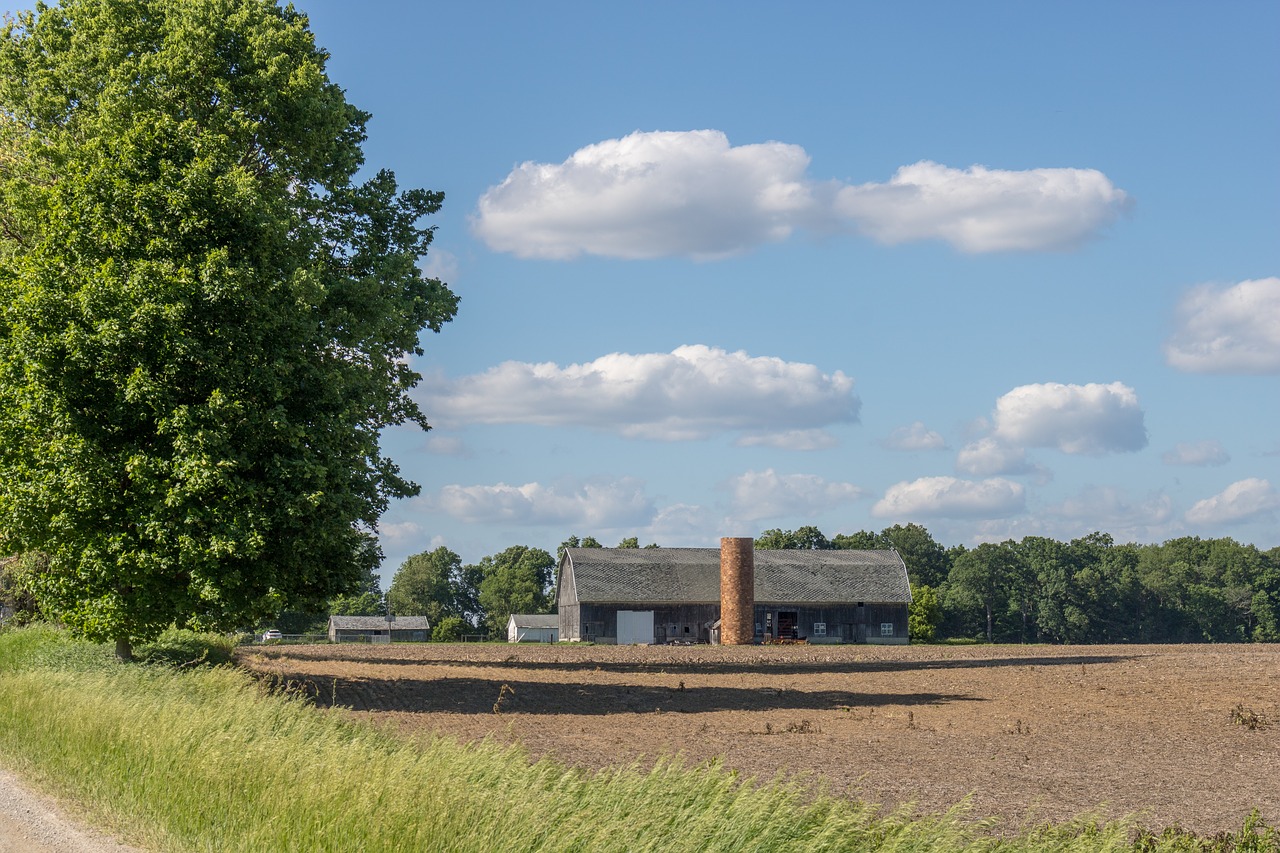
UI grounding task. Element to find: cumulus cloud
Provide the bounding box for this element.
[1165,278,1280,374]
[433,477,655,527]
[835,161,1129,253]
[955,437,1037,476]
[1162,440,1230,467]
[726,468,865,521]
[1185,479,1280,526]
[992,381,1147,454]
[473,130,819,260]
[472,130,1128,259]
[871,476,1025,519]
[420,345,859,442]
[882,421,947,451]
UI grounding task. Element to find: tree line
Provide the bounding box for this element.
[293,525,1279,644]
[756,524,1280,644]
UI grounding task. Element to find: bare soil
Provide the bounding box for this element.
[239,642,1280,835]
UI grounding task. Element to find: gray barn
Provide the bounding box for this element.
[556,545,911,645]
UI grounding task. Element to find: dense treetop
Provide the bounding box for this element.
[0,0,456,657]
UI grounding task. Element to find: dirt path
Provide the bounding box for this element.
[0,767,144,853]
[244,642,1280,835]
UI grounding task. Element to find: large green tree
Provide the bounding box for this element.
[387,546,464,625]
[475,546,555,639]
[0,0,457,659]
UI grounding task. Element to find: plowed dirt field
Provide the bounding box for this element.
[238,643,1279,835]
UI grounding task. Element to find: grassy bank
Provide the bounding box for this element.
[0,626,1273,852]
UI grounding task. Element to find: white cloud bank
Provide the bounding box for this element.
[473,130,1128,259]
[993,382,1147,454]
[1185,479,1280,526]
[726,469,865,521]
[872,476,1025,519]
[420,345,859,442]
[1165,278,1280,374]
[434,477,656,527]
[1162,440,1230,467]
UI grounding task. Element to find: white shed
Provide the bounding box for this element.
[506,614,559,643]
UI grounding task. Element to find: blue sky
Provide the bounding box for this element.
[297,1,1279,578]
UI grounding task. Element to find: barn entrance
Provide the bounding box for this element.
[776,611,798,640]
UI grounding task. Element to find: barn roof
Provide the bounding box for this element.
[508,614,559,628]
[328,615,431,630]
[560,548,911,605]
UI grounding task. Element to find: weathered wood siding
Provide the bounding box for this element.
[753,602,908,643]
[576,603,719,643]
[567,602,907,644]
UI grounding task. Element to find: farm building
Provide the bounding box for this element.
[327,615,431,643]
[556,539,911,645]
[507,614,560,643]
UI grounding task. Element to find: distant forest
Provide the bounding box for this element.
[755,524,1280,644]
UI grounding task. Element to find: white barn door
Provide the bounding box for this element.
[616,610,654,645]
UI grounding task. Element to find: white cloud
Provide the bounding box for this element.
[834,161,1130,252]
[433,477,655,527]
[992,381,1147,454]
[1162,440,1230,467]
[882,421,947,451]
[735,429,839,451]
[871,476,1025,519]
[1185,479,1280,526]
[725,468,865,521]
[1165,278,1280,374]
[955,437,1036,476]
[472,130,819,260]
[473,130,1128,259]
[420,345,859,442]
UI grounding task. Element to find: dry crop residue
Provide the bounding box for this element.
[239,643,1280,835]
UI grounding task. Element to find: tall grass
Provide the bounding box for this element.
[0,626,1272,852]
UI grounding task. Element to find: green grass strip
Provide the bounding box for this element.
[0,626,1273,852]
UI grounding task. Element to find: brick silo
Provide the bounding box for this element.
[719,537,755,645]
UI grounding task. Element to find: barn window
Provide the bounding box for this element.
[880,622,894,636]
[812,622,826,636]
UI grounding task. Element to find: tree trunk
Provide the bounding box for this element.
[985,602,993,643]
[114,637,133,662]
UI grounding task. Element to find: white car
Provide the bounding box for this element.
[261,629,282,642]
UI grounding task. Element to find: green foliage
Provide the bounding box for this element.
[908,584,942,643]
[558,534,602,562]
[327,592,384,617]
[136,627,235,666]
[476,546,555,639]
[388,546,464,624]
[0,553,43,623]
[756,526,830,550]
[0,0,457,656]
[431,615,466,643]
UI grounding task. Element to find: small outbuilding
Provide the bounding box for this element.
[506,614,560,643]
[327,615,431,643]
